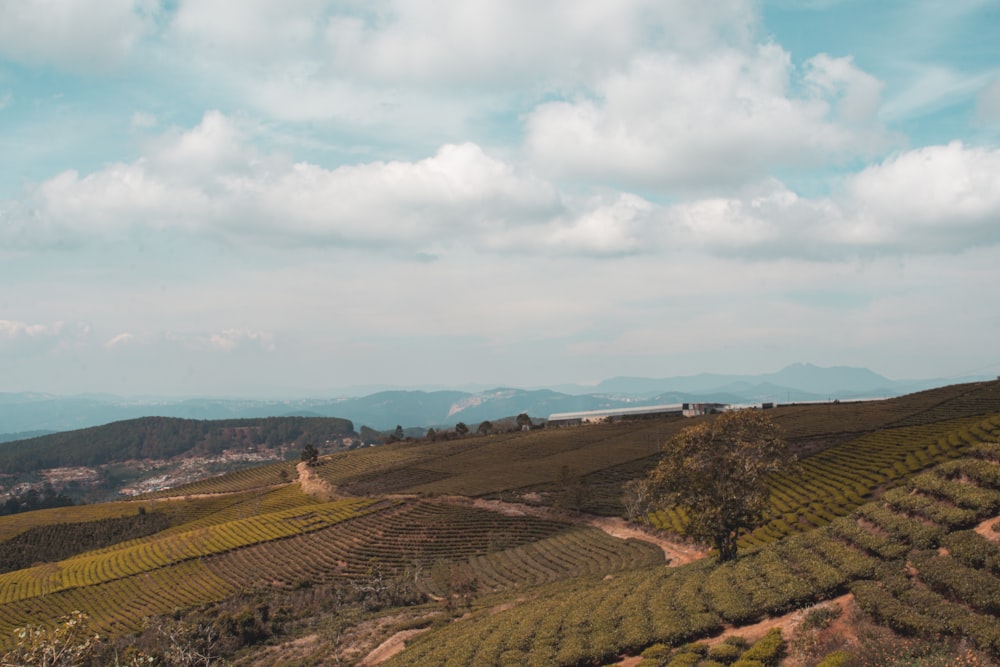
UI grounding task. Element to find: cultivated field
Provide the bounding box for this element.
[1,379,999,665]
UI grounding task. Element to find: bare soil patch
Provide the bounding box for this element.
[297,461,339,501]
[974,513,1000,542]
[358,628,429,666]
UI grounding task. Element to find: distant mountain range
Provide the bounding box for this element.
[0,363,990,435]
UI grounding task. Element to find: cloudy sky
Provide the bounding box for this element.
[1,0,999,397]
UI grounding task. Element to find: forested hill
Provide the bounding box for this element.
[0,416,355,473]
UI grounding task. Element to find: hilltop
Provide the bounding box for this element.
[0,379,999,665]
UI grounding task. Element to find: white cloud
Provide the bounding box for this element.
[170,0,756,85]
[0,0,153,72]
[837,141,1000,252]
[3,113,565,251]
[164,0,759,130]
[5,112,999,263]
[524,44,889,191]
[804,54,883,123]
[661,142,1000,259]
[203,329,276,353]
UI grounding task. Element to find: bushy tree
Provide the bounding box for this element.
[454,422,469,437]
[646,409,790,561]
[300,443,319,466]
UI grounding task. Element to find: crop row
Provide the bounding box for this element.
[647,415,999,546]
[139,460,297,498]
[0,501,147,544]
[197,500,642,592]
[0,497,379,605]
[0,558,236,642]
[384,523,878,666]
[417,526,664,597]
[386,443,1000,665]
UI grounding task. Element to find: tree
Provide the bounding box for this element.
[454,422,469,437]
[300,443,319,467]
[477,420,492,435]
[516,413,533,430]
[2,610,103,666]
[621,478,651,521]
[646,409,790,561]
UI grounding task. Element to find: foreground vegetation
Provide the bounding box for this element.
[0,380,998,665]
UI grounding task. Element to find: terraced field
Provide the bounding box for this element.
[385,440,1000,666]
[3,379,1000,664]
[649,414,1000,546]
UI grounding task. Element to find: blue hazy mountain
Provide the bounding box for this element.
[0,364,985,435]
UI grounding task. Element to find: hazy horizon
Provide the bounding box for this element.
[2,2,999,396]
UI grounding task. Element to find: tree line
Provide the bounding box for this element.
[0,416,355,474]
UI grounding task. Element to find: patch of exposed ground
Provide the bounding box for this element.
[297,461,339,501]
[240,633,321,666]
[974,513,1000,542]
[358,628,429,666]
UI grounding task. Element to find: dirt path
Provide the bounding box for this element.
[612,595,855,666]
[463,497,707,565]
[357,628,428,666]
[296,461,339,501]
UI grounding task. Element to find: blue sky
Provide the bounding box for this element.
[1,0,999,397]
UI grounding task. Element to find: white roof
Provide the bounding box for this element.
[548,403,685,421]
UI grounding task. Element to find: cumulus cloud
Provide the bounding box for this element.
[2,112,565,251]
[662,142,1000,259]
[4,112,998,262]
[837,141,1000,252]
[170,0,755,85]
[0,0,154,71]
[525,44,889,191]
[163,0,759,129]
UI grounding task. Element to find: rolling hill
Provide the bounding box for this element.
[1,379,999,665]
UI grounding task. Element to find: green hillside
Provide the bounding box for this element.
[1,380,999,665]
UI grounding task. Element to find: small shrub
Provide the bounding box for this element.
[740,628,784,666]
[801,604,842,631]
[641,643,672,660]
[707,642,742,663]
[815,649,851,667]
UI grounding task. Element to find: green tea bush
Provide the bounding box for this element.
[706,641,742,663]
[739,628,783,666]
[815,649,851,667]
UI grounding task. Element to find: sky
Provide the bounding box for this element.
[1,0,999,397]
